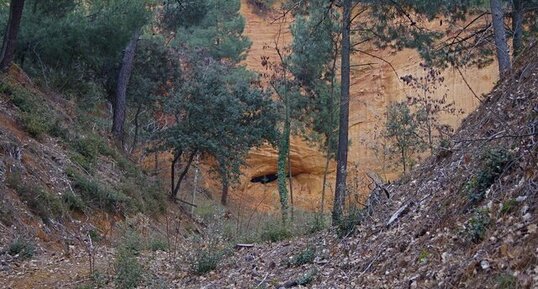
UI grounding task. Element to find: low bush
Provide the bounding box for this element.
[8,237,36,260]
[6,172,65,221]
[68,170,131,214]
[290,246,315,266]
[114,228,144,289]
[192,247,223,275]
[465,148,512,203]
[464,209,490,243]
[260,221,292,243]
[336,207,363,238]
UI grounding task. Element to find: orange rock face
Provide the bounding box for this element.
[228,0,499,213]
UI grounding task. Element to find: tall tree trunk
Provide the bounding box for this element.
[170,150,182,199]
[112,30,140,145]
[333,0,351,224]
[490,0,511,76]
[277,123,290,223]
[288,140,294,221]
[511,0,524,57]
[130,103,142,153]
[172,149,197,198]
[219,159,229,206]
[0,0,25,71]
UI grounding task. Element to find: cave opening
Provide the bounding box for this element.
[250,173,278,184]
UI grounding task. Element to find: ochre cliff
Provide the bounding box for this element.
[225,0,498,213]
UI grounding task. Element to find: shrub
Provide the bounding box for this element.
[466,148,512,203]
[496,273,518,289]
[148,236,168,252]
[62,190,86,212]
[115,248,143,289]
[500,198,518,215]
[336,207,363,238]
[290,247,315,266]
[21,112,53,138]
[8,237,36,260]
[6,173,65,221]
[297,269,317,286]
[305,213,327,235]
[260,221,292,242]
[115,228,143,289]
[192,248,222,275]
[464,209,490,243]
[68,170,131,213]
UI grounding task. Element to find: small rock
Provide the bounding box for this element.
[516,195,527,202]
[521,205,529,214]
[441,252,451,264]
[480,260,490,271]
[522,213,531,222]
[527,224,537,234]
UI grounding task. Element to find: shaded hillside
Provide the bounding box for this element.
[170,45,538,288]
[0,67,193,288]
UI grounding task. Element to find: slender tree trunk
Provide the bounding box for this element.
[192,154,199,214]
[220,172,229,206]
[172,149,197,198]
[130,104,142,153]
[490,0,511,76]
[288,141,294,221]
[512,0,524,57]
[321,37,339,215]
[112,30,140,145]
[0,0,25,71]
[170,150,182,199]
[219,160,229,206]
[333,0,351,224]
[277,123,290,223]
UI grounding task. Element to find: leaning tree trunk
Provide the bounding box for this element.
[112,30,140,145]
[332,0,351,224]
[511,0,524,57]
[490,0,511,76]
[0,0,25,71]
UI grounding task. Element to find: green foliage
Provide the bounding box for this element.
[14,0,151,92]
[4,84,57,139]
[417,249,430,264]
[297,269,317,286]
[305,213,327,234]
[69,132,119,172]
[8,237,36,260]
[500,199,518,215]
[68,170,132,214]
[114,228,143,289]
[260,221,292,243]
[290,246,316,266]
[496,273,518,289]
[6,173,65,222]
[385,101,424,173]
[62,190,87,212]
[336,207,363,238]
[247,0,275,13]
[148,236,168,252]
[464,209,490,243]
[465,148,512,203]
[172,0,251,62]
[192,248,223,275]
[159,52,277,195]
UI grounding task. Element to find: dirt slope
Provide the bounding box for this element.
[173,45,538,288]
